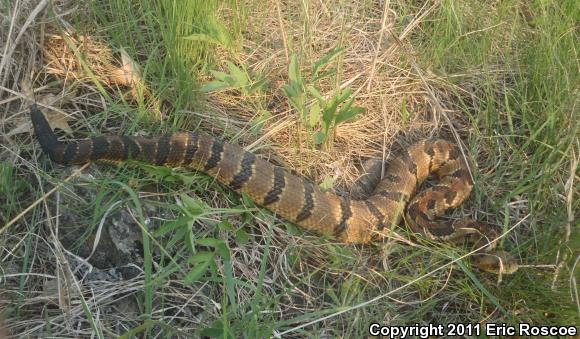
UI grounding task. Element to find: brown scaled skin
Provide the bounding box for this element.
[30,104,517,274]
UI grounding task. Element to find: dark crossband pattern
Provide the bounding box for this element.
[119,136,132,160]
[204,139,224,171]
[424,140,436,172]
[230,152,255,190]
[27,104,478,243]
[30,104,517,274]
[183,134,199,165]
[155,134,172,165]
[62,142,78,164]
[448,144,460,159]
[121,136,140,160]
[443,188,458,205]
[365,200,385,230]
[263,167,286,206]
[450,168,469,179]
[399,150,418,180]
[295,182,315,222]
[91,136,110,162]
[334,197,352,237]
[427,199,436,210]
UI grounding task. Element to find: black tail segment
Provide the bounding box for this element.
[30,104,67,164]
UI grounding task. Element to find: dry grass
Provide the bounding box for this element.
[1,0,577,337]
[213,1,455,188]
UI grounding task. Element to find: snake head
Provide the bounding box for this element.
[473,250,519,275]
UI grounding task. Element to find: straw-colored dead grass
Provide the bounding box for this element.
[210,1,451,192]
[4,0,572,337]
[0,1,465,336]
[36,1,449,191]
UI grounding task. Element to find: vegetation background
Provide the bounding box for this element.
[0,0,577,337]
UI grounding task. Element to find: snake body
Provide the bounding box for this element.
[31,105,517,274]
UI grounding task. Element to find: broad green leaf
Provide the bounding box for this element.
[241,192,256,208]
[322,99,340,127]
[309,102,321,127]
[208,19,232,47]
[210,70,230,82]
[314,131,326,145]
[217,219,234,232]
[166,225,188,251]
[200,320,228,338]
[306,85,324,102]
[337,88,352,104]
[251,109,271,135]
[216,243,231,260]
[288,55,303,87]
[312,47,344,75]
[335,106,365,124]
[188,251,215,264]
[284,222,301,236]
[287,90,306,112]
[226,61,248,87]
[197,237,231,260]
[154,216,191,237]
[284,77,307,113]
[178,173,196,186]
[187,247,218,284]
[235,228,250,245]
[196,237,223,247]
[185,261,212,283]
[200,80,230,93]
[320,175,334,190]
[248,78,267,94]
[338,96,355,117]
[311,68,337,83]
[180,194,205,216]
[282,82,299,98]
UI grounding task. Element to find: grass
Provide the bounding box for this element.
[1,0,578,337]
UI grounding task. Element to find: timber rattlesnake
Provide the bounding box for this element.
[30,104,517,274]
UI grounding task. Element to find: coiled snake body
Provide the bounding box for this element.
[31,105,517,274]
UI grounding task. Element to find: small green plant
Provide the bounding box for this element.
[310,86,365,145]
[153,194,241,285]
[282,48,365,145]
[283,55,307,119]
[201,61,267,96]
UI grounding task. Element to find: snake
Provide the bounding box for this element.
[30,104,517,274]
